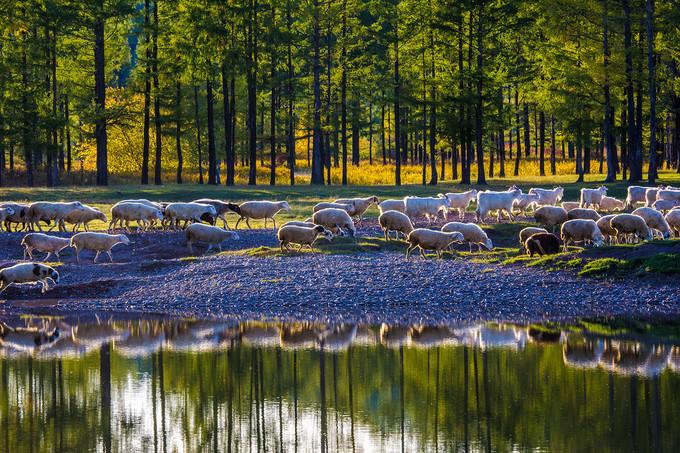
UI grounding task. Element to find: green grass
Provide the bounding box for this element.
[578,258,634,277]
[237,236,409,258]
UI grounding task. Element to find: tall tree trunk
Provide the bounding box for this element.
[94,3,108,186]
[21,28,34,186]
[603,0,616,182]
[429,11,437,186]
[523,103,530,159]
[50,28,59,185]
[286,0,295,185]
[550,114,556,175]
[141,0,151,184]
[270,1,277,186]
[340,0,348,185]
[646,0,657,183]
[193,84,204,184]
[394,2,401,186]
[351,104,359,166]
[623,0,641,182]
[475,5,486,185]
[206,67,217,184]
[381,99,386,165]
[539,111,545,176]
[247,0,258,185]
[498,88,505,177]
[222,64,233,185]
[311,0,324,184]
[513,89,521,176]
[65,94,72,173]
[576,125,584,182]
[153,0,162,185]
[369,102,373,165]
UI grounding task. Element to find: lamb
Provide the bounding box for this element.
[313,202,357,216]
[192,199,242,229]
[378,199,406,215]
[645,188,662,207]
[0,206,15,232]
[625,186,652,209]
[665,210,680,237]
[185,223,240,254]
[579,186,607,209]
[109,202,163,233]
[277,225,334,252]
[475,188,522,223]
[632,207,672,239]
[441,222,493,252]
[312,208,356,237]
[0,262,60,293]
[610,214,653,244]
[524,233,560,257]
[534,206,568,232]
[560,219,605,251]
[598,196,625,212]
[528,186,564,206]
[404,196,450,224]
[70,232,131,263]
[164,202,218,231]
[21,233,71,261]
[333,196,379,221]
[279,220,318,229]
[567,208,601,222]
[512,193,540,217]
[235,201,291,229]
[656,188,680,204]
[0,203,29,232]
[28,201,86,232]
[378,210,414,240]
[439,190,478,221]
[518,227,548,251]
[405,228,464,259]
[596,215,618,244]
[64,205,107,232]
[652,199,677,213]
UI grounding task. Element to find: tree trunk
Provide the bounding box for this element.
[369,102,373,165]
[175,81,183,183]
[646,0,657,183]
[539,111,545,176]
[270,2,277,186]
[475,5,486,185]
[206,68,217,184]
[576,125,584,182]
[65,94,72,173]
[550,114,556,175]
[153,0,162,185]
[21,28,34,187]
[311,0,324,184]
[623,0,641,182]
[247,0,258,185]
[94,4,108,186]
[341,0,348,185]
[141,0,151,184]
[458,15,468,184]
[394,2,401,186]
[603,0,616,182]
[222,64,233,185]
[523,103,530,159]
[286,0,294,185]
[514,89,520,176]
[381,99,386,165]
[429,15,437,186]
[351,105,359,166]
[193,84,204,184]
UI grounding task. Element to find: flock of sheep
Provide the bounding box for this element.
[0,183,679,294]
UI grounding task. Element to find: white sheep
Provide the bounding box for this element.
[164,202,218,231]
[512,193,540,217]
[404,196,450,224]
[567,208,601,222]
[333,196,379,221]
[313,202,357,216]
[645,188,662,207]
[378,199,406,215]
[475,188,522,223]
[64,205,107,232]
[0,206,16,232]
[439,190,478,221]
[28,201,86,232]
[579,186,607,209]
[518,227,548,251]
[378,210,414,240]
[632,207,672,239]
[0,262,60,293]
[0,203,30,232]
[193,199,242,229]
[534,206,569,232]
[560,201,580,212]
[610,214,653,244]
[598,196,625,212]
[528,186,564,206]
[560,219,604,251]
[110,202,164,233]
[70,232,131,263]
[277,225,334,252]
[665,210,680,237]
[625,186,652,209]
[312,208,357,237]
[236,201,291,229]
[441,222,493,252]
[656,188,680,204]
[280,220,318,229]
[21,233,71,261]
[652,199,677,213]
[185,223,240,254]
[596,215,618,245]
[406,228,464,259]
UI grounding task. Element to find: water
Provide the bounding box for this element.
[0,317,679,452]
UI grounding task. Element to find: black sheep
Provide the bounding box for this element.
[524,232,560,257]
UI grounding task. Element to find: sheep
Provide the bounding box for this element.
[21,233,71,261]
[280,220,318,229]
[665,210,680,237]
[405,228,464,259]
[0,322,62,350]
[560,219,605,251]
[404,196,450,224]
[475,188,522,223]
[312,208,357,237]
[534,206,569,232]
[378,210,414,240]
[70,232,131,263]
[646,188,662,207]
[313,202,357,216]
[579,186,607,209]
[164,202,218,231]
[518,227,548,251]
[113,199,164,210]
[656,188,680,204]
[632,207,672,239]
[277,225,334,252]
[0,202,30,232]
[109,202,163,233]
[185,223,240,254]
[441,222,493,252]
[236,201,291,229]
[512,193,540,217]
[625,186,653,209]
[378,199,406,215]
[63,205,107,232]
[524,232,560,257]
[28,201,86,232]
[528,186,564,206]
[598,196,625,212]
[0,262,60,293]
[439,190,478,221]
[0,206,15,232]
[652,199,677,213]
[333,196,379,221]
[567,208,601,222]
[596,215,618,244]
[192,199,242,229]
[610,214,653,244]
[560,201,580,212]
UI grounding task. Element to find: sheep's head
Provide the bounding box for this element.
[3,207,15,216]
[662,231,671,240]
[592,233,604,247]
[484,238,494,251]
[226,203,242,215]
[227,231,240,241]
[96,211,107,222]
[206,205,218,216]
[48,267,60,284]
[598,185,608,194]
[368,196,379,205]
[154,210,164,220]
[280,201,291,212]
[200,213,216,225]
[314,226,334,241]
[117,235,131,246]
[446,232,465,243]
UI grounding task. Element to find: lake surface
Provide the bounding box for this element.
[0,316,679,452]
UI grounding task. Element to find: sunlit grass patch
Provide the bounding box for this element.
[641,253,680,275]
[578,258,634,277]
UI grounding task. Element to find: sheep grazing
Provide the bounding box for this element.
[378,199,406,215]
[652,199,677,213]
[665,210,680,237]
[645,188,662,207]
[475,188,522,223]
[524,233,560,257]
[656,188,680,204]
[110,202,164,233]
[64,205,107,232]
[333,196,379,221]
[560,201,580,212]
[0,262,60,293]
[28,201,86,232]
[236,201,291,229]
[313,202,357,216]
[0,206,16,232]
[625,186,653,209]
[192,199,242,229]
[560,219,605,251]
[534,206,568,232]
[405,228,464,259]
[512,193,540,217]
[0,202,30,232]
[579,186,607,209]
[596,215,618,245]
[70,232,131,263]
[378,210,414,240]
[280,220,317,229]
[598,196,625,212]
[164,202,218,231]
[518,227,548,251]
[632,207,672,239]
[404,196,450,224]
[21,233,71,261]
[610,214,653,244]
[312,208,356,237]
[441,222,493,252]
[185,223,240,254]
[567,208,601,222]
[277,225,333,252]
[439,190,478,221]
[528,186,564,206]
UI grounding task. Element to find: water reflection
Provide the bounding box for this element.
[0,317,679,452]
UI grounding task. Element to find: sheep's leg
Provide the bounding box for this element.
[41,280,48,293]
[220,215,230,230]
[279,242,285,253]
[43,252,52,262]
[75,248,81,263]
[383,230,389,241]
[405,244,415,259]
[469,243,473,253]
[420,248,427,259]
[106,251,114,262]
[235,217,242,229]
[297,244,304,252]
[246,218,252,229]
[272,218,277,229]
[94,251,101,263]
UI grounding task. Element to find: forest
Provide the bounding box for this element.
[0,0,678,187]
